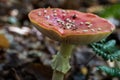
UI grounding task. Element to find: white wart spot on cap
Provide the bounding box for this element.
[62,10,65,13]
[87,24,92,28]
[44,10,47,14]
[80,22,84,25]
[38,11,41,16]
[53,13,57,16]
[65,23,72,29]
[91,29,95,32]
[45,15,50,19]
[85,22,91,25]
[98,28,102,31]
[110,27,114,31]
[57,19,61,23]
[66,18,72,23]
[53,10,57,13]
[83,30,88,32]
[62,13,66,17]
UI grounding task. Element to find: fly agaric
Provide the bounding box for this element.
[28,8,115,80]
[28,8,115,45]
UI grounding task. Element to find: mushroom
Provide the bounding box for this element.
[28,8,115,80]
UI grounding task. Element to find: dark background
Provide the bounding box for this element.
[0,0,120,80]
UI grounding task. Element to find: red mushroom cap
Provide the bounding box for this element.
[28,8,115,44]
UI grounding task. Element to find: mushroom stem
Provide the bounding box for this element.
[52,71,64,80]
[52,43,74,80]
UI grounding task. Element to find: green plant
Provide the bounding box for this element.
[90,39,120,77]
[98,4,120,18]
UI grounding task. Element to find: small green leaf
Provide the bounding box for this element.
[98,66,120,77]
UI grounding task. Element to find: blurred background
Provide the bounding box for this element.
[0,0,120,80]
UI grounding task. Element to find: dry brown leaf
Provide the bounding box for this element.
[0,34,9,48]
